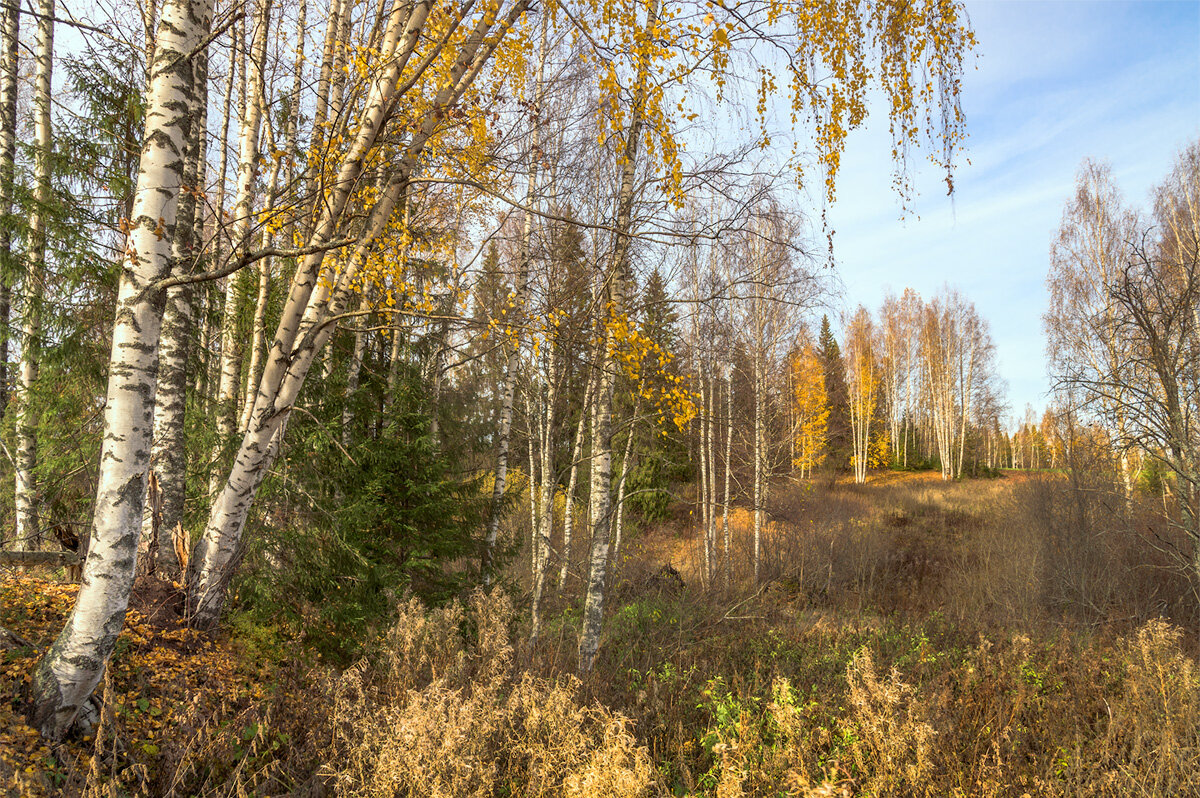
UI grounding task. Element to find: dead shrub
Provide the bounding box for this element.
[325,589,653,797]
[1060,620,1200,796]
[842,649,935,795]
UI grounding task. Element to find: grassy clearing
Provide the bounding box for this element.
[3,471,1198,796]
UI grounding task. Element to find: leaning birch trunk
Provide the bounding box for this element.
[211,0,270,492]
[578,11,651,670]
[13,0,54,551]
[187,0,528,626]
[0,0,17,419]
[29,0,212,738]
[143,46,208,574]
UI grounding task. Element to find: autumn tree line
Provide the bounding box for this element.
[0,0,978,738]
[1043,144,1200,594]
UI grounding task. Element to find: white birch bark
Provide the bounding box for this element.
[558,364,594,591]
[30,0,212,737]
[0,0,17,421]
[579,1,653,669]
[700,369,710,583]
[13,0,54,551]
[531,320,558,641]
[200,39,237,420]
[144,45,209,574]
[212,0,270,489]
[696,361,710,581]
[612,390,640,566]
[753,337,764,581]
[238,146,282,434]
[722,368,733,586]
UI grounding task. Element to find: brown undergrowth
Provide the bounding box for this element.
[3,471,1199,796]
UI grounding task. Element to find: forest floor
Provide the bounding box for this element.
[3,470,1199,796]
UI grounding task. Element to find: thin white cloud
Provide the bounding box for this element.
[821,0,1200,418]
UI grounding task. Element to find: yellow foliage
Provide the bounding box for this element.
[790,341,828,475]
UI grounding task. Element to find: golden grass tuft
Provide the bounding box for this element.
[325,589,653,797]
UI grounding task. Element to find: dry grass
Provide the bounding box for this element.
[5,470,1200,797]
[324,591,653,798]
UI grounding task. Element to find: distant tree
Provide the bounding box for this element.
[790,329,827,479]
[844,306,877,484]
[818,315,850,472]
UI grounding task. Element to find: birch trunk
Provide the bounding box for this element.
[14,0,54,551]
[579,0,652,670]
[558,365,594,591]
[144,46,209,574]
[700,369,710,583]
[211,0,270,490]
[530,342,558,641]
[0,0,17,420]
[239,148,282,434]
[612,391,640,565]
[753,342,764,581]
[526,388,540,575]
[201,37,237,427]
[722,369,733,587]
[696,367,710,582]
[30,0,212,738]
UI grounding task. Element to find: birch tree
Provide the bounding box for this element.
[188,0,534,626]
[0,0,17,422]
[30,0,214,738]
[844,306,877,484]
[13,0,55,551]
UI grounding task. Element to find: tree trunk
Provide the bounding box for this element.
[211,0,270,491]
[612,388,641,566]
[143,46,208,574]
[722,369,733,587]
[559,364,594,591]
[29,0,212,738]
[696,366,710,582]
[530,349,557,642]
[0,0,17,422]
[753,342,764,581]
[483,15,548,579]
[13,0,55,551]
[578,1,652,670]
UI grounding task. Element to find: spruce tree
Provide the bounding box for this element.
[818,315,851,471]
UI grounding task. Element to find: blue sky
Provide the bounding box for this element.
[823,0,1200,421]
